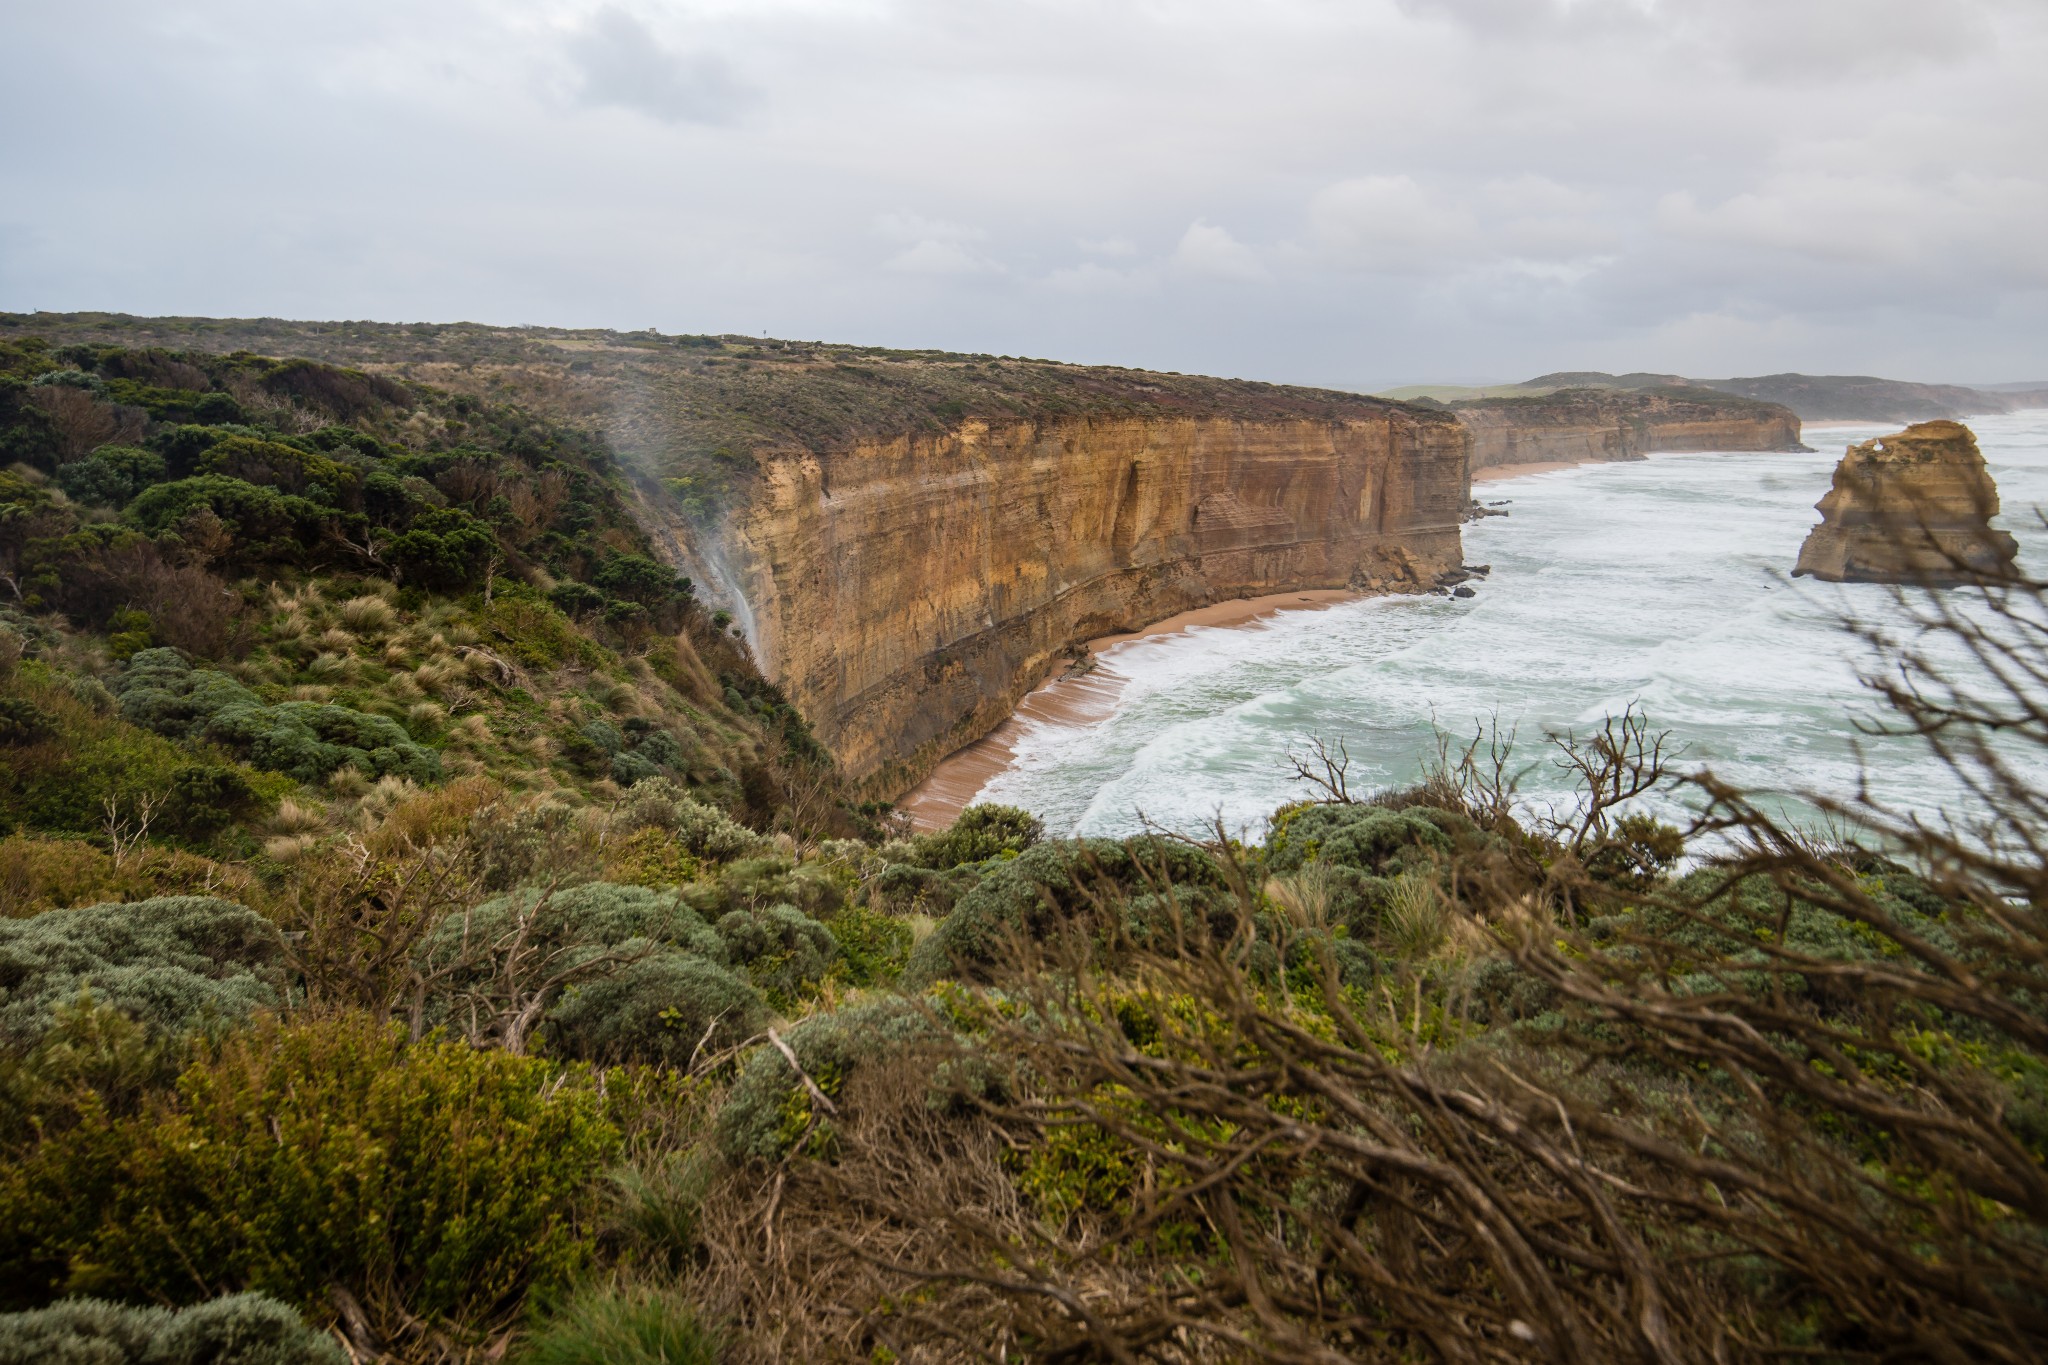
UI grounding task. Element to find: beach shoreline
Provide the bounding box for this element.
[896,588,1377,830]
[899,454,1621,832]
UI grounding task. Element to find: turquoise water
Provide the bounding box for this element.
[973,410,2048,839]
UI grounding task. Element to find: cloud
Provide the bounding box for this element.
[1658,173,2048,284]
[3,0,2046,387]
[567,5,750,126]
[1307,176,1478,273]
[1171,222,1267,281]
[885,238,999,275]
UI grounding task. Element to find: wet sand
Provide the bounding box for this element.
[897,589,1366,830]
[1473,458,1601,483]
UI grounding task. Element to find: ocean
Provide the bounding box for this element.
[967,410,2048,841]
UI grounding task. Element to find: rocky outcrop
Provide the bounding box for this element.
[719,408,1467,793]
[1454,387,1807,475]
[1793,421,2017,585]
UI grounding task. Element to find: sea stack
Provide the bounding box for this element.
[1792,420,2018,585]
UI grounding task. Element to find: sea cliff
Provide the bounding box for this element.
[1454,387,1806,474]
[720,408,1467,793]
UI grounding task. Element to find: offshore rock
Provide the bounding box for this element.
[1792,421,2017,585]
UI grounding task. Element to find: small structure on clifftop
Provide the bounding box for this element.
[1792,420,2018,586]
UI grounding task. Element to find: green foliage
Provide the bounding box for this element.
[123,476,337,568]
[609,779,765,863]
[418,882,768,1064]
[0,896,281,1051]
[891,802,1043,871]
[714,903,837,1004]
[715,998,943,1163]
[381,506,496,590]
[826,904,915,988]
[0,669,273,842]
[115,649,440,786]
[53,446,165,509]
[0,1292,343,1365]
[548,953,766,1066]
[514,1285,720,1365]
[0,1016,616,1334]
[903,836,1230,987]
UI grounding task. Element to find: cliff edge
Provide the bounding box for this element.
[1793,420,2017,585]
[1452,386,1807,475]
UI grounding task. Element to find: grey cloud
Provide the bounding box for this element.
[567,5,750,126]
[0,0,2044,388]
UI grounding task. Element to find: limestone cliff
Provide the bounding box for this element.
[723,408,1467,793]
[1453,387,1807,474]
[1793,420,2017,585]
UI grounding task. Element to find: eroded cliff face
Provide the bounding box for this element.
[1455,388,1806,473]
[718,410,1466,793]
[1793,420,2017,585]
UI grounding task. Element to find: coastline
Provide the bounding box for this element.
[897,588,1371,830]
[1471,458,1591,483]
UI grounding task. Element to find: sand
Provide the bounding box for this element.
[1471,459,1592,483]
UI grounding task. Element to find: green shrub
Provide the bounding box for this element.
[115,649,439,786]
[0,671,273,841]
[896,802,1043,870]
[546,953,766,1065]
[903,837,1229,987]
[53,445,168,509]
[715,998,943,1163]
[714,903,836,1004]
[0,896,281,1050]
[608,779,763,863]
[0,1292,342,1365]
[515,1285,719,1365]
[826,904,915,987]
[0,1016,616,1337]
[123,476,335,568]
[416,882,765,1063]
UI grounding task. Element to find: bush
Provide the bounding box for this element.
[0,1292,342,1365]
[53,446,166,509]
[115,649,440,786]
[515,1285,719,1365]
[546,954,766,1066]
[416,882,766,1063]
[897,803,1043,870]
[0,836,259,920]
[0,896,281,1050]
[903,837,1229,987]
[714,903,836,1003]
[0,1016,616,1340]
[715,998,944,1163]
[607,780,763,863]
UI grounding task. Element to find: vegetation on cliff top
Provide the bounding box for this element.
[1,313,1457,526]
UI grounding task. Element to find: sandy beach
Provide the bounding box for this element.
[897,588,1370,830]
[1471,459,1587,483]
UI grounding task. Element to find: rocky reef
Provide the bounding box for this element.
[1793,420,2017,585]
[1452,387,1806,475]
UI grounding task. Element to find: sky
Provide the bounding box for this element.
[3,0,2045,390]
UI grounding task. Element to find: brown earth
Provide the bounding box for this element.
[1793,420,2018,586]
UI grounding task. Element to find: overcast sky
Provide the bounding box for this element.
[4,0,2045,388]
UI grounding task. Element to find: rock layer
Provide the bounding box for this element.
[720,409,1467,794]
[1455,388,1807,474]
[1793,420,2017,585]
